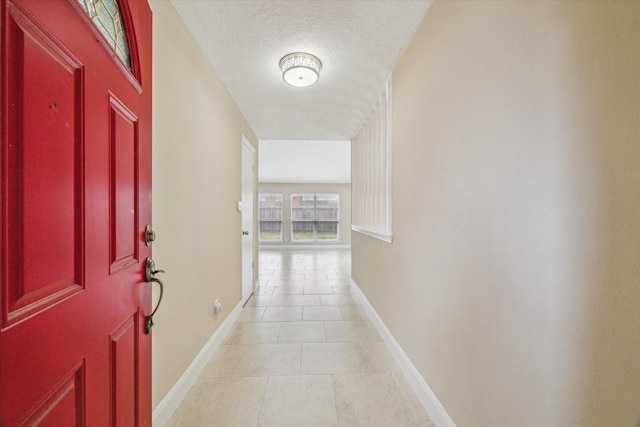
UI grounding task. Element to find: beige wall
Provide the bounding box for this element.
[150,1,258,409]
[259,183,351,246]
[352,1,640,426]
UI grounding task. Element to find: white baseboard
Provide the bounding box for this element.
[259,244,351,250]
[351,279,457,427]
[152,301,243,426]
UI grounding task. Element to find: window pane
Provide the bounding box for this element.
[292,221,314,241]
[259,193,282,241]
[316,221,338,240]
[315,194,338,221]
[292,194,314,222]
[315,194,338,240]
[292,194,314,241]
[291,193,339,242]
[259,221,282,241]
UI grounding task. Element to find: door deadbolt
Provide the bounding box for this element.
[145,224,156,246]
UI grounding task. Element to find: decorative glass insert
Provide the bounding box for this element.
[77,0,131,68]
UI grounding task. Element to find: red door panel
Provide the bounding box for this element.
[110,316,137,427]
[1,0,153,425]
[110,94,139,274]
[4,0,84,326]
[16,363,85,427]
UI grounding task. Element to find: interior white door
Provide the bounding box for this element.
[241,137,255,305]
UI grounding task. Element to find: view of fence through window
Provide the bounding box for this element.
[292,194,339,241]
[259,194,283,241]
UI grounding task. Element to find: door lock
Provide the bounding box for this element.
[145,225,156,247]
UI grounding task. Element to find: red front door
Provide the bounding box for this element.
[1,0,153,425]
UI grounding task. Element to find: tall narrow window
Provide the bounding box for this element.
[77,0,131,68]
[259,193,283,241]
[292,194,339,241]
[351,77,392,243]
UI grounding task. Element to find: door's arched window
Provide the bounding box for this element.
[77,0,131,68]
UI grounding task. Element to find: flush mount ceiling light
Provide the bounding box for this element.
[279,52,322,87]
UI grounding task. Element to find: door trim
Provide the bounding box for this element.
[241,136,256,305]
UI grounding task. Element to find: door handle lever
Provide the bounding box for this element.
[242,230,249,236]
[145,258,165,334]
[145,258,165,281]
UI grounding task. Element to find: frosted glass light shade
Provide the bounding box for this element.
[280,52,322,87]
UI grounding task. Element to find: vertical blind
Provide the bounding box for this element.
[351,78,392,243]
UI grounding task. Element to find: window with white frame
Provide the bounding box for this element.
[351,77,392,243]
[291,194,339,241]
[259,193,283,241]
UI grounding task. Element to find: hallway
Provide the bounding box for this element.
[166,248,434,426]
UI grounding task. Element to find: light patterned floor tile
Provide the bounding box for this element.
[223,322,281,344]
[237,306,266,323]
[278,321,326,343]
[258,375,338,427]
[168,249,433,427]
[262,306,303,322]
[339,304,370,320]
[303,306,343,321]
[301,342,395,375]
[320,294,362,306]
[257,286,275,295]
[273,285,304,295]
[247,294,321,307]
[332,285,355,294]
[202,343,301,377]
[166,377,267,427]
[304,285,335,295]
[333,373,435,427]
[325,320,381,342]
[264,279,292,286]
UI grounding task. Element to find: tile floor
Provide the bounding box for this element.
[167,248,434,427]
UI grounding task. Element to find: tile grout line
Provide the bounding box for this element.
[255,376,270,427]
[298,341,303,377]
[331,374,342,427]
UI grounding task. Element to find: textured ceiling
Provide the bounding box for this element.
[169,0,432,140]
